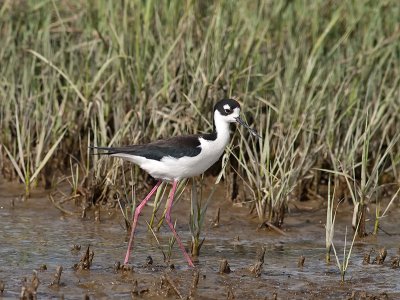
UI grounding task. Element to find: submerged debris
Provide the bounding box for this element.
[391,256,400,269]
[161,274,183,299]
[73,245,94,270]
[363,248,387,265]
[114,261,132,273]
[20,271,40,300]
[363,250,372,265]
[211,207,220,227]
[94,205,101,222]
[348,291,389,300]
[258,221,287,235]
[81,203,89,219]
[50,266,63,286]
[48,193,77,216]
[114,261,121,272]
[48,175,116,219]
[131,280,149,297]
[189,269,200,299]
[249,246,266,277]
[373,248,387,265]
[219,259,231,274]
[226,285,235,300]
[297,255,305,267]
[71,244,82,253]
[145,256,153,266]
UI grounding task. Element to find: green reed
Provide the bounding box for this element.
[0,1,398,237]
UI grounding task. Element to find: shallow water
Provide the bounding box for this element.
[0,181,399,299]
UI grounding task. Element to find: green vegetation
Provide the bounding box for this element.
[332,223,360,282]
[0,1,399,243]
[189,178,214,257]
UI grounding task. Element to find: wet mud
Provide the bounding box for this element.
[1,181,400,299]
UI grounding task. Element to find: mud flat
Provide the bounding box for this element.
[0,182,399,299]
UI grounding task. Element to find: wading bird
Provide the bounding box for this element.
[92,99,260,267]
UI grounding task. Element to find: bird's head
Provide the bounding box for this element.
[213,99,261,138]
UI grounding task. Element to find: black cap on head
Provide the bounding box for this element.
[213,98,261,139]
[214,99,241,116]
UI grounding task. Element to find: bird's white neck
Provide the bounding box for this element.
[213,111,231,146]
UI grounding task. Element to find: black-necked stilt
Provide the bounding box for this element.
[92,99,260,267]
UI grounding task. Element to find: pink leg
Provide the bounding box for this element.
[124,180,162,264]
[165,180,195,267]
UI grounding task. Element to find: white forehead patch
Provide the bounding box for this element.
[223,104,231,110]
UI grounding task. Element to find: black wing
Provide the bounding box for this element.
[90,135,203,161]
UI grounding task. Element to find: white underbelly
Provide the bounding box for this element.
[112,135,229,181]
[113,147,226,181]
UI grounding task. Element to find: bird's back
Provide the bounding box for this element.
[92,133,226,181]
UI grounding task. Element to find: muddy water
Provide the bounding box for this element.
[0,182,399,299]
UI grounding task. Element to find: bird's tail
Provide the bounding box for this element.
[88,145,114,155]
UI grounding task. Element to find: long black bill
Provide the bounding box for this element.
[235,117,262,139]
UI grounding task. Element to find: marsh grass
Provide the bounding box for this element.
[332,223,360,282]
[325,177,338,264]
[189,177,215,257]
[0,1,399,238]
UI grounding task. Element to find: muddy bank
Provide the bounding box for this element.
[0,182,399,299]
